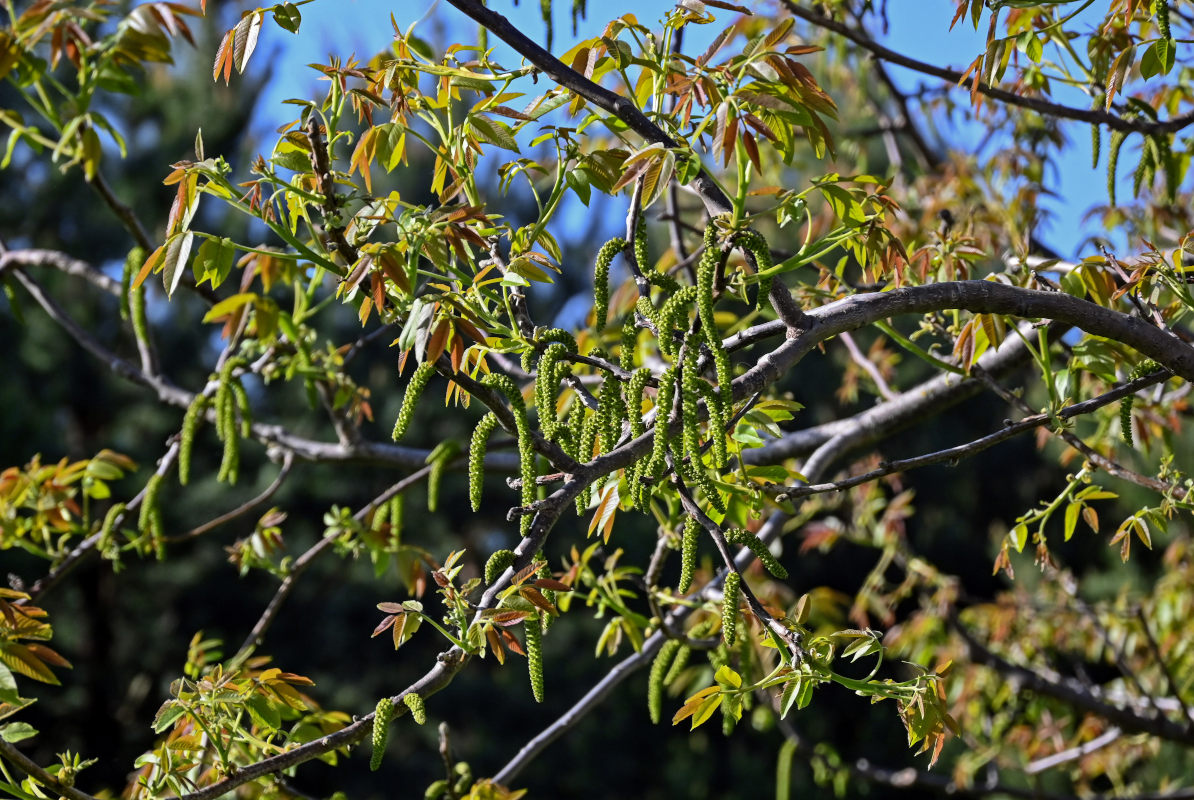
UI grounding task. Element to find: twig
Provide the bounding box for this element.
[232,463,434,662]
[671,474,803,662]
[776,369,1171,501]
[1025,726,1122,775]
[781,1,1194,136]
[1136,607,1194,735]
[839,331,897,400]
[0,738,103,800]
[168,452,295,543]
[952,615,1194,745]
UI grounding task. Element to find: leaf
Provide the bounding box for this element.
[132,244,166,291]
[202,293,257,323]
[0,643,59,684]
[1009,522,1028,553]
[272,2,302,33]
[232,11,264,75]
[714,665,741,689]
[213,28,234,83]
[1064,501,1080,541]
[1105,46,1134,110]
[162,232,195,297]
[0,722,36,743]
[152,700,187,733]
[468,114,520,153]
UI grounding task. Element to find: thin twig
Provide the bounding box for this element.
[782,1,1194,136]
[168,452,295,543]
[232,463,434,662]
[777,369,1171,501]
[839,330,897,400]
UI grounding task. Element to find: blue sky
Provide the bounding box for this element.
[253,0,1121,258]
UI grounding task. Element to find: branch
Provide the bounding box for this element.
[1025,725,1122,775]
[781,2,1194,136]
[953,617,1194,745]
[444,0,732,216]
[731,282,1194,423]
[0,249,122,296]
[0,738,103,800]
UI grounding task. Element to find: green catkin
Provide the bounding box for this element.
[648,638,682,724]
[540,0,553,52]
[214,382,231,441]
[627,368,651,441]
[707,642,729,672]
[648,368,679,479]
[597,376,625,453]
[469,413,500,511]
[427,455,447,512]
[372,498,390,531]
[521,345,538,375]
[1107,129,1127,207]
[658,286,698,357]
[722,571,741,647]
[538,328,578,352]
[120,248,142,321]
[1155,0,1171,39]
[215,384,239,484]
[99,502,127,550]
[1120,394,1135,448]
[634,217,649,274]
[1133,142,1155,199]
[230,380,252,438]
[722,703,735,736]
[485,549,516,584]
[565,396,586,458]
[1121,360,1162,447]
[482,374,535,535]
[130,281,150,352]
[664,642,692,685]
[695,380,728,469]
[696,226,720,344]
[711,346,733,422]
[403,692,427,725]
[647,269,682,294]
[139,473,165,559]
[535,342,569,440]
[178,395,207,486]
[389,494,404,540]
[681,344,701,461]
[776,737,798,800]
[725,528,788,579]
[695,226,734,419]
[620,316,637,371]
[1155,134,1178,204]
[635,295,659,327]
[576,409,600,513]
[370,697,393,771]
[739,229,775,310]
[679,517,700,593]
[525,619,545,702]
[593,237,625,329]
[682,445,727,515]
[392,362,437,441]
[534,550,556,632]
[571,0,585,35]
